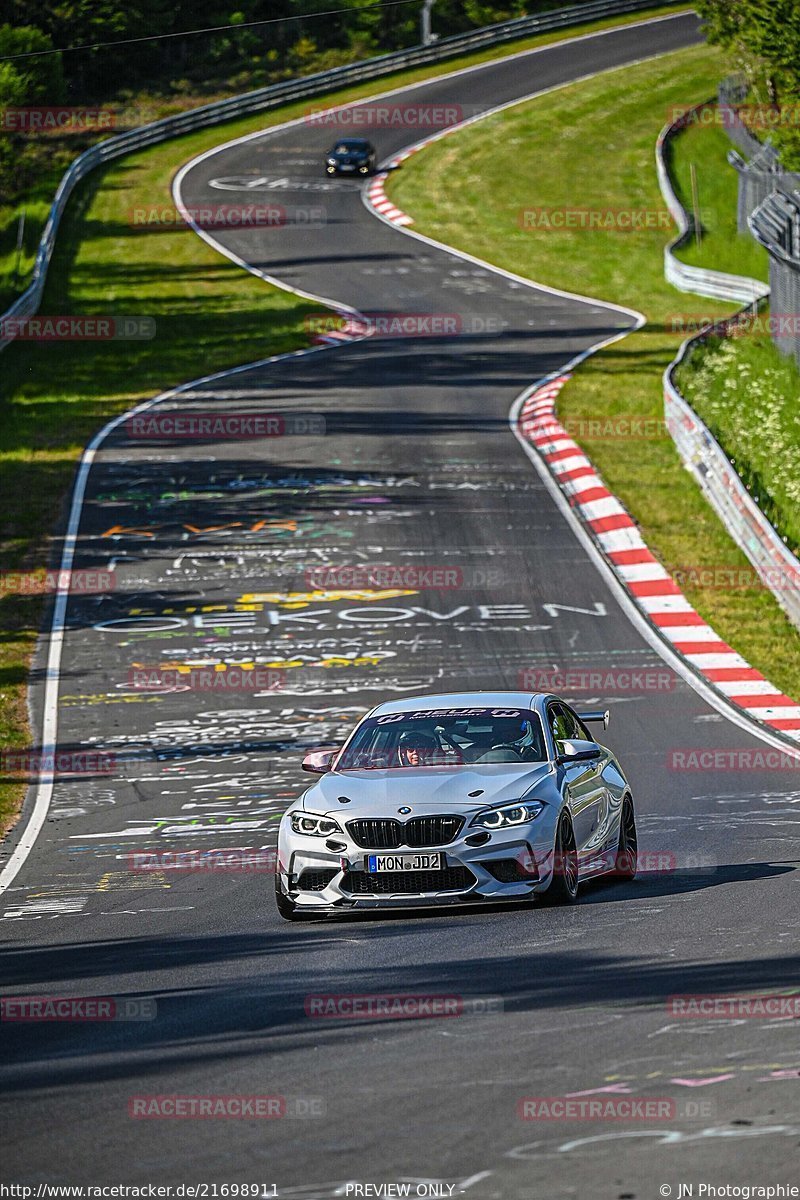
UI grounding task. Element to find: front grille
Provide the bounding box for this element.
[346,816,464,849]
[341,866,476,895]
[297,868,338,892]
[482,858,538,883]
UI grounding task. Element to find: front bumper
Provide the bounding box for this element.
[277,819,557,912]
[327,162,370,173]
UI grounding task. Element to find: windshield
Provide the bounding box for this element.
[337,706,546,770]
[334,141,367,154]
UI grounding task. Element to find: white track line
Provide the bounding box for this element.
[0,339,361,897]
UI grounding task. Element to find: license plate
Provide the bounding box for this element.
[340,164,355,171]
[366,853,443,872]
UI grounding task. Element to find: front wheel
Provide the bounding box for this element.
[539,812,579,905]
[274,873,299,921]
[615,796,638,880]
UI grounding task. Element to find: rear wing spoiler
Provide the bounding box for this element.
[577,709,610,730]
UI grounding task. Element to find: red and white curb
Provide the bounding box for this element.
[366,168,414,227]
[518,375,800,742]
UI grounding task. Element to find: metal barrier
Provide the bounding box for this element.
[655,102,769,305]
[660,99,800,634]
[664,331,800,633]
[0,0,687,352]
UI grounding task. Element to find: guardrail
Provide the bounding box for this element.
[658,102,800,634]
[0,0,687,353]
[655,102,770,304]
[664,332,800,633]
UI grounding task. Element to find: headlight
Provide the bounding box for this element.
[326,158,337,165]
[470,801,544,829]
[290,812,342,837]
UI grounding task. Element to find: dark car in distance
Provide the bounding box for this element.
[325,138,377,176]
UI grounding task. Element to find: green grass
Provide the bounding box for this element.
[667,112,800,570]
[0,135,104,310]
[0,3,685,312]
[667,111,769,281]
[0,200,47,311]
[0,4,690,837]
[386,42,800,701]
[676,331,800,554]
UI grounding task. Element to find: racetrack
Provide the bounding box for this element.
[3,11,800,1196]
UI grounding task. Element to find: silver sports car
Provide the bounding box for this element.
[275,691,637,919]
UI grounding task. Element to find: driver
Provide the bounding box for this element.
[397,730,438,767]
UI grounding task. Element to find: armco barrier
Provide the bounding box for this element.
[655,101,770,305]
[0,0,687,353]
[658,105,800,634]
[664,341,800,633]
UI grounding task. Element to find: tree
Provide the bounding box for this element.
[0,24,64,102]
[696,0,800,167]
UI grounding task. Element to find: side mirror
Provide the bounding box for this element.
[302,748,339,774]
[557,738,602,765]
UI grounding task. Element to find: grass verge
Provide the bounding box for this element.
[0,5,685,310]
[675,333,800,555]
[667,106,800,567]
[387,42,800,699]
[0,4,691,837]
[667,109,768,281]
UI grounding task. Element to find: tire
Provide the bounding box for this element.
[539,812,579,905]
[274,872,299,921]
[615,796,638,881]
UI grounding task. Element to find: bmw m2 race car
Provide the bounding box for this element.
[275,691,637,919]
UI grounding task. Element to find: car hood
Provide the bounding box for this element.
[303,762,554,818]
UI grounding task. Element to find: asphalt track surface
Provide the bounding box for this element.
[3,12,800,1197]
